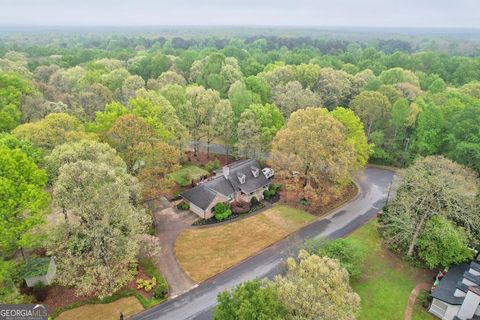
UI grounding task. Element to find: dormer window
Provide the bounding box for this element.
[237,173,246,184]
[251,166,259,178]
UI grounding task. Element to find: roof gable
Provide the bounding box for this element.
[181,185,217,211]
[227,159,270,194]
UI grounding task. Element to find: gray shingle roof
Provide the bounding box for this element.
[456,281,469,294]
[181,159,272,210]
[463,270,480,286]
[431,263,470,305]
[471,261,480,273]
[181,185,217,211]
[226,159,270,194]
[205,176,235,197]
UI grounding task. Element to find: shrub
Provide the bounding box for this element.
[136,277,157,292]
[263,189,275,199]
[206,159,221,172]
[318,238,367,279]
[298,198,310,206]
[230,201,251,214]
[139,259,169,298]
[214,202,232,221]
[177,202,190,210]
[270,183,283,193]
[153,277,168,299]
[250,196,259,205]
[263,184,283,201]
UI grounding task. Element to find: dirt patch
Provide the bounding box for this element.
[55,297,143,320]
[26,285,94,313]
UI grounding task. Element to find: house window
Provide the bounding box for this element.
[429,299,448,318]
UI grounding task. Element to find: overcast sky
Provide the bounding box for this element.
[0,0,479,28]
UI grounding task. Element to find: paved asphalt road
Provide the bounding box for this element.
[132,166,394,320]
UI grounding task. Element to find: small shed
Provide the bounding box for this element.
[23,257,57,287]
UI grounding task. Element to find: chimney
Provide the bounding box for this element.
[222,166,230,178]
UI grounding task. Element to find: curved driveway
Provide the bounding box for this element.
[132,166,394,320]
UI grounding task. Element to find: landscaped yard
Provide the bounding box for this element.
[56,296,143,320]
[168,165,209,186]
[175,204,316,282]
[48,259,167,319]
[349,219,435,320]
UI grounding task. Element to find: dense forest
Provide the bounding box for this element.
[1,29,479,171]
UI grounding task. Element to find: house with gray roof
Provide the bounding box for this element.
[429,258,480,320]
[181,159,274,219]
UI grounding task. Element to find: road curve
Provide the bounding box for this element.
[132,166,394,320]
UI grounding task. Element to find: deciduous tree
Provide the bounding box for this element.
[270,108,356,189]
[380,156,480,264]
[349,91,391,139]
[214,280,287,320]
[271,81,323,117]
[50,161,149,298]
[13,113,94,151]
[274,250,360,320]
[0,147,48,257]
[417,215,473,268]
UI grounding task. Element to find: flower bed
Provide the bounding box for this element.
[192,203,265,226]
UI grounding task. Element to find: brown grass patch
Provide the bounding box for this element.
[55,297,143,320]
[175,205,315,282]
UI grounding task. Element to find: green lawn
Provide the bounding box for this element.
[168,165,209,186]
[349,219,434,320]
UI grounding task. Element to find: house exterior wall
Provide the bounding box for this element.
[237,187,268,203]
[444,304,460,320]
[457,290,480,319]
[188,202,205,217]
[429,299,460,320]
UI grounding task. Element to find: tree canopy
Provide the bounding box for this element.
[380,156,479,267]
[274,250,361,320]
[0,146,49,255]
[270,108,361,191]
